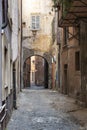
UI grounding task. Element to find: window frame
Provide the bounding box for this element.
[31,15,40,30]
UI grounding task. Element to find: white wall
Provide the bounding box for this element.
[12,0,19,62]
[22,0,55,52]
[22,0,54,36]
[2,33,11,101]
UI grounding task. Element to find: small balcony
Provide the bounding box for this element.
[58,0,87,27]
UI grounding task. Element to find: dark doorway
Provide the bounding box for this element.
[23,58,31,88]
[23,55,49,89]
[64,64,68,94]
[44,60,48,88]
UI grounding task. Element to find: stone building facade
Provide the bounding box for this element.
[22,0,58,89]
[1,0,13,127]
[23,47,52,88]
[61,27,81,98]
[56,0,87,106]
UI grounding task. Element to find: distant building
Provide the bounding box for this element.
[22,0,57,89]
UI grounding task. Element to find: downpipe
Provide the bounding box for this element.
[13,65,17,109]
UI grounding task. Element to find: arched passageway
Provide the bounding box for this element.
[22,47,53,89]
[23,55,49,88]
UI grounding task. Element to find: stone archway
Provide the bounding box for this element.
[22,47,52,89]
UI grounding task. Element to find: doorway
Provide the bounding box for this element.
[64,64,68,94]
[23,55,49,89]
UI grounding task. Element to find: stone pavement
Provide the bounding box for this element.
[7,86,87,130]
[50,91,87,130]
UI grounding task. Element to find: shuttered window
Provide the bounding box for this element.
[31,15,40,30]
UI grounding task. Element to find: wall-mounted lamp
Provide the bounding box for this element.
[52,55,56,63]
[22,29,37,41]
[53,55,56,63]
[31,29,37,41]
[52,3,60,12]
[32,30,37,37]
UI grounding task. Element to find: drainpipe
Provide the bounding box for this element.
[0,32,2,107]
[20,0,23,91]
[0,0,2,106]
[58,44,60,88]
[2,0,8,29]
[13,63,17,109]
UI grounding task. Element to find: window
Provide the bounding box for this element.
[63,27,69,45]
[64,64,68,70]
[75,51,80,71]
[31,15,40,30]
[2,0,8,29]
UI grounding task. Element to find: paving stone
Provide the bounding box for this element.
[7,86,84,130]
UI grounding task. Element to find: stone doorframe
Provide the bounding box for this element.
[21,47,52,89]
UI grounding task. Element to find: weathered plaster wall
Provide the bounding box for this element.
[23,58,30,88]
[61,27,81,99]
[22,0,56,88]
[22,0,55,54]
[80,20,87,106]
[0,0,2,106]
[22,0,54,51]
[12,0,19,62]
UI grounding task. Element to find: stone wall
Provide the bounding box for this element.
[22,47,52,88]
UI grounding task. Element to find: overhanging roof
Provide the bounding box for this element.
[58,0,87,27]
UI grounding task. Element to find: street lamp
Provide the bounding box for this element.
[22,29,37,41]
[32,29,37,41]
[32,30,37,37]
[52,3,60,12]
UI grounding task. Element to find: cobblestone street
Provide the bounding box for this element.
[7,86,86,130]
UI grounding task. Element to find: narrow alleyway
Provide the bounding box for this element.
[7,86,85,130]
